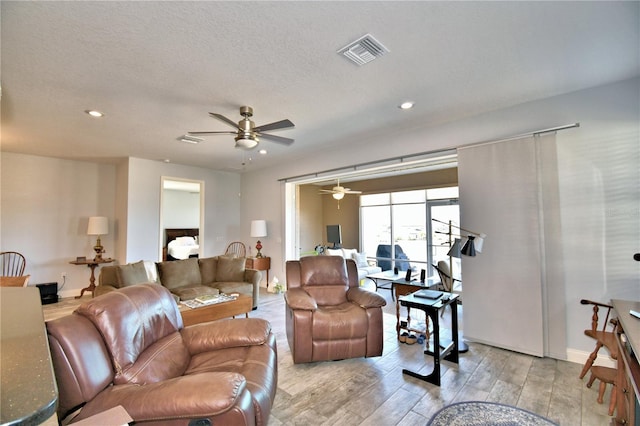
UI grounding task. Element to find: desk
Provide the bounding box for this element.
[246,256,271,286]
[399,291,459,386]
[393,280,437,341]
[366,270,423,300]
[70,258,114,298]
[612,299,640,425]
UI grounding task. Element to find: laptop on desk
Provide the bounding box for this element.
[413,289,443,300]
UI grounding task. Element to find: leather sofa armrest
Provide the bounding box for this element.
[181,318,271,354]
[347,287,386,308]
[284,288,317,310]
[74,372,248,423]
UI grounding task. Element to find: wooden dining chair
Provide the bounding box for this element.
[0,251,26,276]
[579,299,618,379]
[579,299,619,415]
[225,241,247,258]
[0,275,31,287]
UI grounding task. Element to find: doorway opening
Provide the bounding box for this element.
[159,177,205,261]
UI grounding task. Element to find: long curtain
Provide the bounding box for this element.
[458,134,557,356]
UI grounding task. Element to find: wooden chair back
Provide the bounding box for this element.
[225,242,246,258]
[0,251,26,276]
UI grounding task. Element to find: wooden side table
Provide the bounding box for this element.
[70,258,114,298]
[245,256,271,287]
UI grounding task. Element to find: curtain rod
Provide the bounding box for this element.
[279,123,579,183]
[456,123,580,151]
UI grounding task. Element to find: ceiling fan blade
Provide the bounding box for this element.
[345,190,362,194]
[187,131,237,136]
[319,189,337,194]
[260,133,294,145]
[254,119,295,133]
[209,112,240,129]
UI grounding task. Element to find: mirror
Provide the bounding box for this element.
[159,177,205,261]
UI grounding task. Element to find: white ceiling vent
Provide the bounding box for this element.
[338,34,389,66]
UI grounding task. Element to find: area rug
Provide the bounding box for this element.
[427,401,558,426]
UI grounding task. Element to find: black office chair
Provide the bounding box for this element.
[375,244,410,271]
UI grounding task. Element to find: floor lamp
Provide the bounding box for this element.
[433,218,487,353]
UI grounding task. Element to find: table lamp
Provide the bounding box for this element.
[250,220,267,258]
[87,216,108,260]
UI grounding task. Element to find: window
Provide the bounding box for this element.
[361,187,459,277]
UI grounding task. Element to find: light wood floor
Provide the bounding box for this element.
[43,284,612,425]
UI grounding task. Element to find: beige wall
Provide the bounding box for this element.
[298,185,324,255]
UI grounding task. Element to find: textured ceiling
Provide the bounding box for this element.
[1,1,638,172]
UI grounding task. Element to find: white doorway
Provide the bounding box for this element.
[159,177,205,261]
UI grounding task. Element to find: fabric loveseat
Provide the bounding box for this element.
[46,283,277,425]
[96,256,261,308]
[325,247,382,281]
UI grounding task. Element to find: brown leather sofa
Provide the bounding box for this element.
[284,255,386,364]
[46,283,277,425]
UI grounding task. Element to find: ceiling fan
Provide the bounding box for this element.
[319,179,362,200]
[188,106,294,150]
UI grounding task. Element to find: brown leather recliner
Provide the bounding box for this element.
[284,256,386,364]
[46,283,277,425]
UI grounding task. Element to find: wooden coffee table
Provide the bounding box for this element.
[179,294,252,326]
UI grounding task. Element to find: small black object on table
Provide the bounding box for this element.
[398,291,459,386]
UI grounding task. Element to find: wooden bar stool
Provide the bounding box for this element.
[587,365,617,416]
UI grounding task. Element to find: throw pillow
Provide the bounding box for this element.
[156,258,202,290]
[116,261,149,287]
[353,252,369,268]
[216,256,245,282]
[198,257,218,284]
[341,248,357,260]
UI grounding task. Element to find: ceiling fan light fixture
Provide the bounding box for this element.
[332,192,345,200]
[399,101,414,110]
[235,137,258,150]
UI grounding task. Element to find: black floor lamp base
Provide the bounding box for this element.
[459,338,469,353]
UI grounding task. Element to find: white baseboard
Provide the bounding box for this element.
[566,348,616,369]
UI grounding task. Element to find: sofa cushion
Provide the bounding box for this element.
[353,252,369,268]
[118,331,191,385]
[198,256,218,284]
[157,257,202,290]
[215,257,246,283]
[172,285,219,301]
[116,260,149,287]
[326,248,343,257]
[341,248,358,260]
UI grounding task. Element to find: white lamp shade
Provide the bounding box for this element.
[87,216,109,236]
[474,233,486,253]
[332,192,345,200]
[250,220,267,238]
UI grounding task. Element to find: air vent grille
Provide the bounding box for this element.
[338,34,389,66]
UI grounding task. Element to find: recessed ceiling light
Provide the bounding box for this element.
[259,149,267,155]
[85,110,104,117]
[399,102,414,110]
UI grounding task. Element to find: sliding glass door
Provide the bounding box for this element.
[361,188,458,277]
